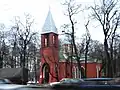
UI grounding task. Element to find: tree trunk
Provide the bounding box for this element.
[104,38,112,77]
[85,44,89,78]
[0,56,3,68]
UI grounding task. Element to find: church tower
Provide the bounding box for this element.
[39,9,59,84]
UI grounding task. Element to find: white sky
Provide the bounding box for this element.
[0,0,104,43]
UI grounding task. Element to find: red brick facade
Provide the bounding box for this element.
[39,32,102,84]
[39,10,102,84]
[39,33,59,84]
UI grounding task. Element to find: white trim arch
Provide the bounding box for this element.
[81,66,85,70]
[81,66,85,78]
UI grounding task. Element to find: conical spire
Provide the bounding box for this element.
[41,9,58,34]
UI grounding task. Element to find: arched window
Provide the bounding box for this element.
[45,38,47,46]
[76,67,79,78]
[96,65,100,78]
[73,66,77,78]
[53,35,55,44]
[81,66,85,78]
[44,34,49,47]
[72,66,76,78]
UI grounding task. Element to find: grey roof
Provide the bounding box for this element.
[59,51,101,63]
[41,9,58,34]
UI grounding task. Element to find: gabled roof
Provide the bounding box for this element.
[59,51,101,63]
[41,9,58,34]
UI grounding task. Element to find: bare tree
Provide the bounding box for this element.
[91,0,120,77]
[84,21,91,78]
[0,24,9,68]
[27,41,40,83]
[109,34,120,77]
[8,27,20,68]
[62,0,83,78]
[12,14,37,68]
[10,14,37,84]
[89,40,104,77]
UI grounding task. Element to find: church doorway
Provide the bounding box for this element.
[42,63,50,84]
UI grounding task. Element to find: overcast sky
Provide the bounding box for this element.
[0,0,104,43]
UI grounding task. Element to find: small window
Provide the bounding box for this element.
[45,38,47,46]
[44,34,49,47]
[53,35,55,44]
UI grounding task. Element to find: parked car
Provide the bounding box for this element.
[82,78,114,85]
[49,82,61,86]
[49,78,84,87]
[83,78,113,81]
[0,84,45,90]
[27,81,39,85]
[0,78,12,84]
[60,78,84,84]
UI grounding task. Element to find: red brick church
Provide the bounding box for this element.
[39,9,102,84]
